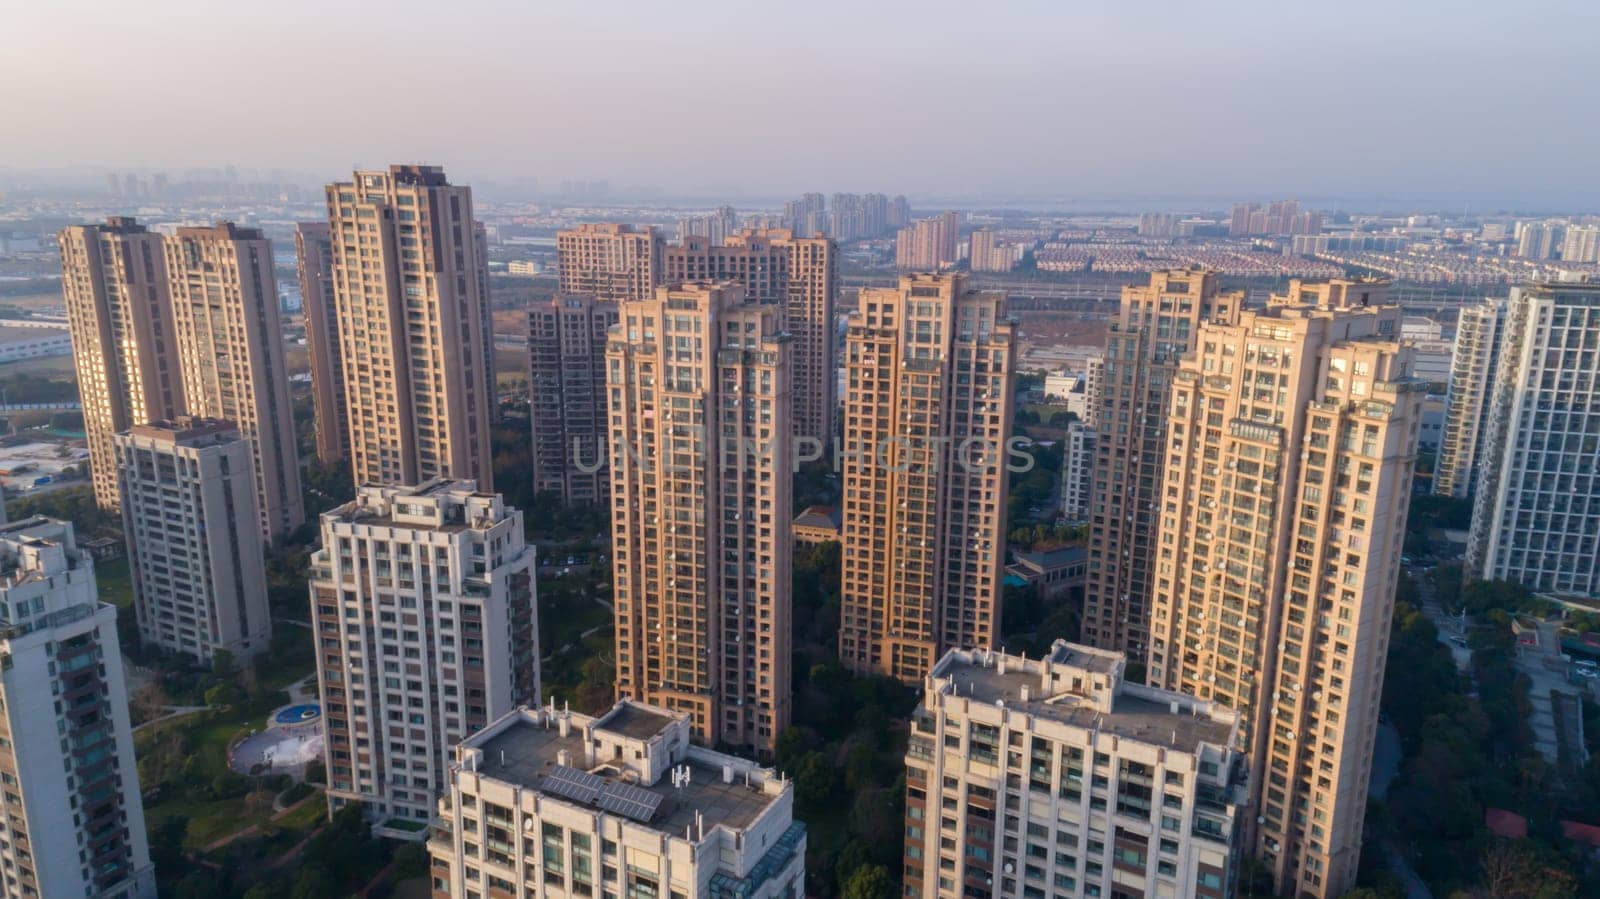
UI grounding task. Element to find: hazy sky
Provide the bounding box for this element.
[4,0,1597,207]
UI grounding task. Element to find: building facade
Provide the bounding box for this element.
[556,223,663,303]
[664,229,839,445]
[165,222,305,538]
[606,282,792,752]
[528,295,618,505]
[1145,279,1424,898]
[0,517,156,899]
[58,217,186,511]
[904,643,1247,899]
[117,418,271,662]
[1467,281,1600,595]
[968,228,1018,273]
[311,481,539,826]
[324,165,496,490]
[296,221,350,466]
[1061,420,1097,523]
[1082,269,1243,661]
[895,213,961,271]
[426,701,806,899]
[1433,299,1506,499]
[837,273,1015,682]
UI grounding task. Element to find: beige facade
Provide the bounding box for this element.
[1083,269,1243,662]
[427,702,806,899]
[968,228,1017,273]
[311,481,539,826]
[296,221,350,466]
[1145,279,1424,899]
[895,212,961,271]
[166,223,304,538]
[665,229,838,445]
[0,518,155,899]
[606,282,792,752]
[837,273,1015,683]
[324,165,495,491]
[116,418,271,662]
[557,223,662,303]
[58,217,186,511]
[904,643,1247,899]
[528,295,618,504]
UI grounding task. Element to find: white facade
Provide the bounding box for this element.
[427,701,806,899]
[0,517,155,899]
[903,643,1246,899]
[1434,299,1506,498]
[116,418,271,662]
[1060,421,1096,523]
[312,480,540,827]
[0,333,72,364]
[1468,282,1600,595]
[1407,339,1455,386]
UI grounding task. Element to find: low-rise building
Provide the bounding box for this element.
[427,700,806,899]
[1005,545,1088,604]
[792,505,840,547]
[904,642,1247,899]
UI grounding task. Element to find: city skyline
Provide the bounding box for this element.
[5,2,1599,208]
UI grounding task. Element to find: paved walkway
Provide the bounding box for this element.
[132,705,212,733]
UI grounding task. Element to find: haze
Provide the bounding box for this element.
[3,0,1597,207]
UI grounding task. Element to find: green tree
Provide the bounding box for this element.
[841,865,894,899]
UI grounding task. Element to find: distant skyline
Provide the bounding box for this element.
[5,0,1598,209]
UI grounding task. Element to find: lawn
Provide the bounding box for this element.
[96,556,133,608]
[136,691,294,850]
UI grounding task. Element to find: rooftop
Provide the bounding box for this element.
[932,643,1236,755]
[595,702,676,741]
[1017,545,1087,570]
[469,716,779,835]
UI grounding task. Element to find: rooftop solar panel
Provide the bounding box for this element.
[598,782,662,823]
[543,765,603,804]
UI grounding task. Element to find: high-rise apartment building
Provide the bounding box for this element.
[664,229,839,445]
[837,273,1015,682]
[58,217,186,511]
[889,195,912,229]
[311,481,539,826]
[968,228,1018,273]
[895,212,961,270]
[1467,280,1600,595]
[606,282,792,752]
[427,701,807,899]
[296,221,350,466]
[1146,279,1424,899]
[677,206,739,246]
[528,295,618,504]
[324,165,496,491]
[1060,420,1096,523]
[903,643,1247,899]
[1433,299,1506,499]
[1563,225,1600,264]
[117,418,271,662]
[165,222,304,537]
[1516,221,1564,260]
[0,517,156,899]
[556,223,663,303]
[1082,269,1243,661]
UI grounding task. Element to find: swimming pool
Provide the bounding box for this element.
[274,703,322,725]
